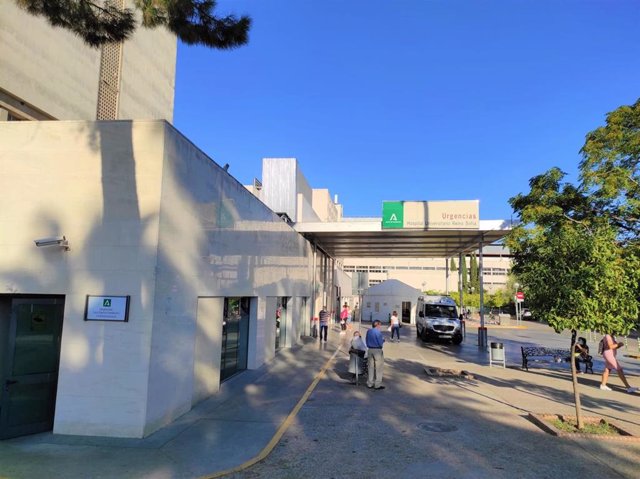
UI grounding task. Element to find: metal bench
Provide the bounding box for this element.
[520,346,593,373]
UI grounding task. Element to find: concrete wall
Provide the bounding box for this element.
[192,297,224,405]
[312,189,341,222]
[0,1,176,121]
[144,126,315,434]
[0,120,165,437]
[261,158,297,220]
[0,120,316,438]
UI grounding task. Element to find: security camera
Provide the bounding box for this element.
[34,236,70,251]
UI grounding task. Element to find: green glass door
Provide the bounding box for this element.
[220,297,250,382]
[0,297,64,439]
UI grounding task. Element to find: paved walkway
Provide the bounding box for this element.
[1,322,639,478]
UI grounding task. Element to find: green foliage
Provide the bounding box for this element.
[15,0,136,46]
[489,288,513,308]
[449,291,480,309]
[508,100,640,336]
[423,289,443,296]
[469,253,480,292]
[449,257,457,272]
[460,256,468,291]
[580,98,640,242]
[15,0,251,48]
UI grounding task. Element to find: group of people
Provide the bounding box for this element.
[326,305,638,395]
[316,304,392,390]
[349,319,386,390]
[570,331,637,393]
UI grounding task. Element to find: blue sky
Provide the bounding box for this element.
[174,0,640,220]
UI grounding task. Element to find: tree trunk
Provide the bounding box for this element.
[570,342,584,429]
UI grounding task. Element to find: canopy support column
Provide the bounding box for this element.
[478,237,487,348]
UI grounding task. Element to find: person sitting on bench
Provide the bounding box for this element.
[574,337,592,374]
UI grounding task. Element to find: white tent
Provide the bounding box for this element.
[362,279,422,324]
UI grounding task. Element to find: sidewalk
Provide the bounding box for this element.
[1,322,640,479]
[0,331,343,479]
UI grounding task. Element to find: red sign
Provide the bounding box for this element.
[515,292,525,300]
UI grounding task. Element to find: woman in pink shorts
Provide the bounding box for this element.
[600,334,638,393]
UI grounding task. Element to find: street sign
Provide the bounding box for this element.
[515,291,524,301]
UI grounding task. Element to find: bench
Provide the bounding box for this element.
[521,347,593,373]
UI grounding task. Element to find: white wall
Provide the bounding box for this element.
[0,120,165,437]
[0,120,316,438]
[145,125,315,434]
[0,1,176,121]
[362,294,418,324]
[192,297,224,405]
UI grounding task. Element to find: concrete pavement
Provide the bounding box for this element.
[1,321,640,478]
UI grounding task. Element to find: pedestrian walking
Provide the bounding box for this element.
[599,333,638,393]
[366,320,385,390]
[319,306,329,342]
[390,310,400,342]
[339,303,349,335]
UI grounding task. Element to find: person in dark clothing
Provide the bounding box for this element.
[365,320,385,390]
[318,306,330,342]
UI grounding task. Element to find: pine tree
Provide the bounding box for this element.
[470,253,479,292]
[15,0,251,49]
[449,258,457,272]
[460,256,468,291]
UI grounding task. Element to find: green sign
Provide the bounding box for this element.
[382,201,404,229]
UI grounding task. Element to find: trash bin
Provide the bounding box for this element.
[489,342,505,368]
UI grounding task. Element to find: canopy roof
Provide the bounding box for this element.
[294,219,512,258]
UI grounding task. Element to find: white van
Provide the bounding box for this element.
[416,295,463,344]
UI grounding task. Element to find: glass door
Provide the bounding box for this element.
[275,297,287,350]
[220,297,250,382]
[0,297,64,439]
[402,301,411,324]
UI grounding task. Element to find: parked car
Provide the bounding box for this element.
[521,309,533,320]
[416,295,463,344]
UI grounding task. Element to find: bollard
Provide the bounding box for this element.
[478,326,488,348]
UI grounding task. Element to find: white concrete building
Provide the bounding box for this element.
[0,4,341,441]
[0,1,176,121]
[248,159,513,294]
[0,120,332,439]
[0,5,510,442]
[342,246,512,293]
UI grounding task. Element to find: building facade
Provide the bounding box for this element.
[0,120,334,439]
[342,245,511,293]
[0,1,177,121]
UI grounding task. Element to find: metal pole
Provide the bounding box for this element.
[458,253,464,312]
[445,257,449,295]
[458,253,465,338]
[312,243,317,334]
[514,282,519,325]
[478,238,487,348]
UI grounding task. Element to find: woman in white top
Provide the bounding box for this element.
[390,310,400,342]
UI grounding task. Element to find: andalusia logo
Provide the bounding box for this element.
[382,201,404,229]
